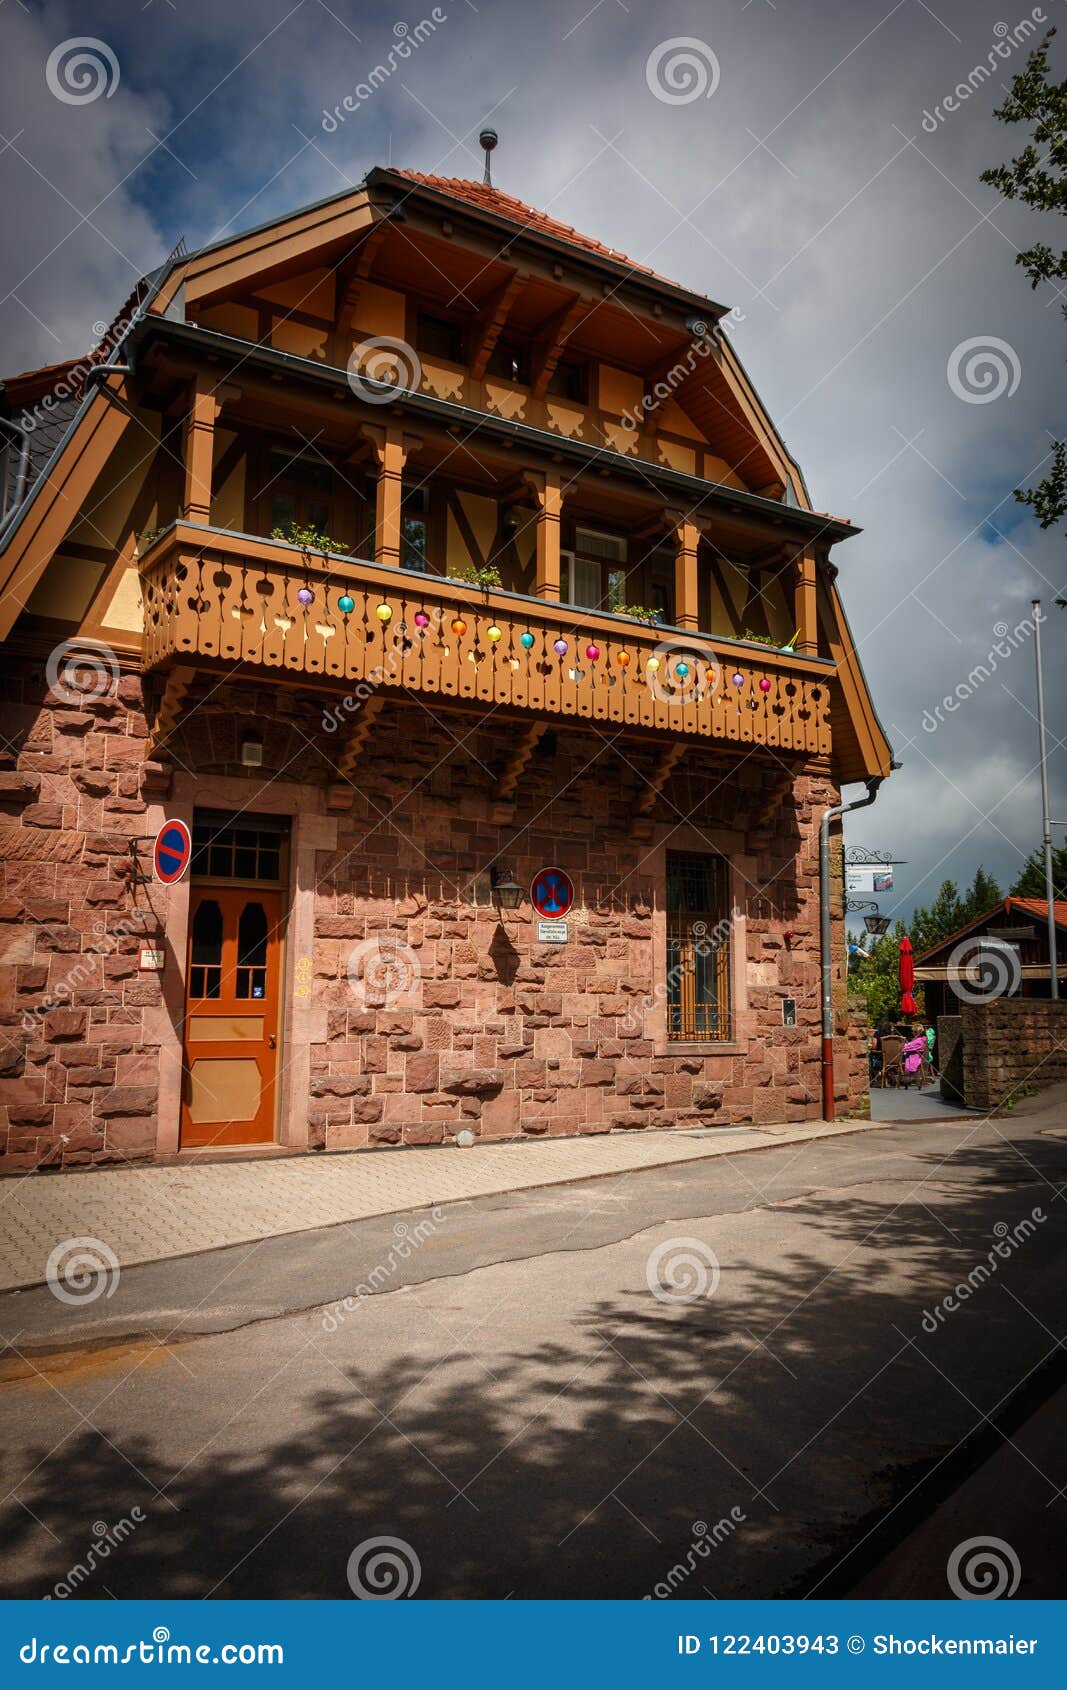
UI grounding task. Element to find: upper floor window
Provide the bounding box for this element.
[546,359,588,403]
[487,338,528,385]
[563,526,627,612]
[416,312,464,364]
[267,448,335,539]
[402,485,431,572]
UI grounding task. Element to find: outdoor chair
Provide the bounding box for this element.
[879,1036,904,1087]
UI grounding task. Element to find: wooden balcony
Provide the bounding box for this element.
[139,524,834,757]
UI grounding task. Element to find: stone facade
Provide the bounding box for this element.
[0,656,866,1170]
[957,999,1067,1111]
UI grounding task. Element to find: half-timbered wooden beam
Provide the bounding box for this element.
[470,270,526,382]
[497,720,548,803]
[637,741,686,816]
[529,295,595,399]
[147,663,197,758]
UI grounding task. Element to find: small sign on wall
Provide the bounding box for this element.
[781,997,797,1026]
[139,947,165,972]
[537,920,569,944]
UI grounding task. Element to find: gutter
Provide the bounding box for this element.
[819,775,886,1121]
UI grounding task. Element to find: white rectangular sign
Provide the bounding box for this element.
[537,920,568,944]
[846,865,894,894]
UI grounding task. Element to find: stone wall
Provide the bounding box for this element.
[1,655,860,1168]
[960,999,1067,1110]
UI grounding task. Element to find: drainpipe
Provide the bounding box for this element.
[819,775,885,1121]
[0,415,32,534]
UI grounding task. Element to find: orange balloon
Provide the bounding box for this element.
[617,651,631,667]
[451,618,467,636]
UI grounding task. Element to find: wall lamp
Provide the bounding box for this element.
[490,866,524,910]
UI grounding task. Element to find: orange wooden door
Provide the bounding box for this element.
[180,887,283,1148]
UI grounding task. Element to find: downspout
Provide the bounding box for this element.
[819,775,885,1121]
[0,416,33,535]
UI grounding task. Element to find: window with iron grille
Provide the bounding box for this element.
[666,852,731,1041]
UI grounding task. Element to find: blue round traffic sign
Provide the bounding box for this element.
[531,866,573,920]
[153,819,192,885]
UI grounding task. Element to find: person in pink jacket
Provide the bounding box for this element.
[902,1027,927,1077]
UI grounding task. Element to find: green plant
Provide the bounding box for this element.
[454,562,502,591]
[271,522,346,558]
[136,526,163,550]
[614,602,660,625]
[740,628,778,648]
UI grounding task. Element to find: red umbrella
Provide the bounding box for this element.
[899,934,918,1016]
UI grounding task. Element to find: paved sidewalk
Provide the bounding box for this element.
[0,1119,879,1294]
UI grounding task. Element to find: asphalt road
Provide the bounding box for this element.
[1,1110,1065,1600]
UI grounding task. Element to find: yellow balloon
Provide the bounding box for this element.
[487,625,502,643]
[647,657,660,672]
[375,603,392,623]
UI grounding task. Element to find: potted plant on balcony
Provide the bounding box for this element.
[615,602,660,626]
[451,562,503,592]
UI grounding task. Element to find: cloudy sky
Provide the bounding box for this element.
[2,0,1065,922]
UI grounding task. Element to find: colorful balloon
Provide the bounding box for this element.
[452,618,467,636]
[553,638,568,656]
[338,594,355,614]
[375,603,392,623]
[520,631,535,649]
[414,610,430,628]
[297,587,313,606]
[586,644,600,661]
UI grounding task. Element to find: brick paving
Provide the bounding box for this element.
[0,1118,877,1292]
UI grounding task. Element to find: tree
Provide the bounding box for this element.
[980,29,1067,573]
[1010,842,1067,900]
[846,868,1003,1021]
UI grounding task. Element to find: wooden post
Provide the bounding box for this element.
[182,375,221,525]
[671,515,700,631]
[794,549,818,655]
[529,470,563,601]
[365,425,408,568]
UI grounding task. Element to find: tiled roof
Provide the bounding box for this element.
[393,170,685,289]
[1008,897,1067,926]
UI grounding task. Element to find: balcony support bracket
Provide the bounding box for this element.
[637,741,686,817]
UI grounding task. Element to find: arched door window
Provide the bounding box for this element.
[236,900,269,1000]
[190,899,223,999]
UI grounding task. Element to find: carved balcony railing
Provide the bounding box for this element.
[139,524,834,756]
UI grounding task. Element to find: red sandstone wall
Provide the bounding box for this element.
[1,658,856,1168]
[960,999,1067,1110]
